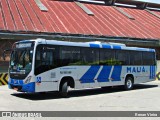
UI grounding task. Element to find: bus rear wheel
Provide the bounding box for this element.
[124,77,134,90]
[59,81,69,97]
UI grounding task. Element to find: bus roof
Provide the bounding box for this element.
[19,38,155,52]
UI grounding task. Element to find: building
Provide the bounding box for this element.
[0,0,160,73]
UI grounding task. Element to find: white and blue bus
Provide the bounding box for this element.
[7,38,156,97]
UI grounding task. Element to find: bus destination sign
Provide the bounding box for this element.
[16,43,33,48]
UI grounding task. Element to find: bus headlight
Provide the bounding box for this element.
[24,76,32,84]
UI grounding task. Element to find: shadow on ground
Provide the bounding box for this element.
[11,84,158,101]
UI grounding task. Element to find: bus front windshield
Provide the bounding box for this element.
[9,49,33,79]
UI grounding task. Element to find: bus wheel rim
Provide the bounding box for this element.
[127,80,132,89]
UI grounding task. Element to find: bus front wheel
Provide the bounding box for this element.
[59,81,69,97]
[124,77,134,90]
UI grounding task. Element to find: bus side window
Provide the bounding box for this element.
[60,46,81,66]
[116,50,129,65]
[35,45,59,75]
[81,48,99,65]
[100,49,115,65]
[130,51,142,65]
[35,51,41,68]
[42,51,53,65]
[143,52,156,65]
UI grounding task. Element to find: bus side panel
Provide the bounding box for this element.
[78,66,124,88]
[35,66,84,92]
[78,65,124,88]
[97,66,124,87]
[58,66,84,89]
[76,66,95,89]
[34,65,156,92]
[122,66,156,84]
[35,69,59,92]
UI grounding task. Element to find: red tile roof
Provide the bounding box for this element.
[0,0,160,40]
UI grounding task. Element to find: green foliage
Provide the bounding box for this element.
[68,58,122,66]
[99,59,122,65]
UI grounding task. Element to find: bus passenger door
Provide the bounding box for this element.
[35,46,58,92]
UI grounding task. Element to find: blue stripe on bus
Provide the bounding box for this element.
[152,66,154,79]
[97,66,112,82]
[21,82,35,92]
[111,66,122,81]
[89,44,100,48]
[151,66,153,79]
[153,66,155,79]
[10,79,23,85]
[150,66,152,79]
[102,44,111,49]
[8,79,35,92]
[80,66,100,83]
[152,66,153,79]
[150,66,156,79]
[112,45,121,50]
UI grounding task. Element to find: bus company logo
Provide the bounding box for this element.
[127,67,146,73]
[2,112,11,117]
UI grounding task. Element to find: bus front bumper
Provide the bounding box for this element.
[8,79,35,92]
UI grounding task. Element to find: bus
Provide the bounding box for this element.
[7,38,156,97]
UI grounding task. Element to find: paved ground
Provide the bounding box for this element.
[0,81,160,120]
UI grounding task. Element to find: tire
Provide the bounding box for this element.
[124,77,134,90]
[60,81,69,97]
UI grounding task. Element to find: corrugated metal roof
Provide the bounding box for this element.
[0,0,160,40]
